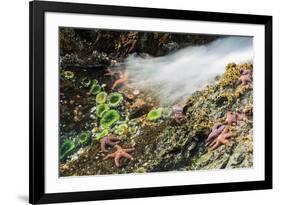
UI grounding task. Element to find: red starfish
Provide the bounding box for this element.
[100,135,120,152]
[208,126,234,151]
[112,71,129,89]
[104,145,134,167]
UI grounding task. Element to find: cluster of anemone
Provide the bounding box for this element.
[60,139,76,161]
[86,79,126,139]
[108,92,123,108]
[147,108,163,121]
[60,131,93,161]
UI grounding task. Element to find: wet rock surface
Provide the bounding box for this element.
[60,63,253,176]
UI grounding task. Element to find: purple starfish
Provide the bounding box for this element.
[100,135,120,152]
[205,123,226,145]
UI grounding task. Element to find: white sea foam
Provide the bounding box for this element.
[125,36,253,105]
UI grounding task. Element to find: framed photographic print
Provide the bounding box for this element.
[29,0,272,204]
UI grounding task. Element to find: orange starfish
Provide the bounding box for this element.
[100,135,120,152]
[208,126,234,151]
[111,71,129,89]
[104,145,134,167]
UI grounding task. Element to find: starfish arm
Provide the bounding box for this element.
[111,80,120,89]
[114,154,121,167]
[120,152,133,160]
[109,136,120,141]
[104,153,115,160]
[107,141,120,146]
[224,133,234,139]
[210,141,220,151]
[206,133,216,144]
[123,148,135,153]
[209,139,217,147]
[100,141,108,152]
[221,138,229,144]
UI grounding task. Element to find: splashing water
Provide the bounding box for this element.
[125,36,253,106]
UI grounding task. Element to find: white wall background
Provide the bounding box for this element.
[0,0,279,204]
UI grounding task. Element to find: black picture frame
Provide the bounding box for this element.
[29,1,272,204]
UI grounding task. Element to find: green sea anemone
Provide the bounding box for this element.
[89,84,101,95]
[108,92,123,108]
[129,126,138,134]
[81,77,91,87]
[114,123,128,136]
[64,71,74,79]
[91,79,98,85]
[96,91,108,104]
[96,104,109,118]
[78,131,91,146]
[100,110,120,129]
[60,139,76,161]
[162,108,172,118]
[147,108,163,121]
[95,129,109,141]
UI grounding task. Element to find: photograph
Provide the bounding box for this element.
[58,28,254,177]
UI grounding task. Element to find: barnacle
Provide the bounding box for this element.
[108,92,123,108]
[235,84,251,98]
[219,63,240,88]
[100,110,121,129]
[64,70,74,80]
[96,104,110,118]
[96,91,108,104]
[216,91,234,105]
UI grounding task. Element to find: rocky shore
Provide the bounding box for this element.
[59,28,253,176]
